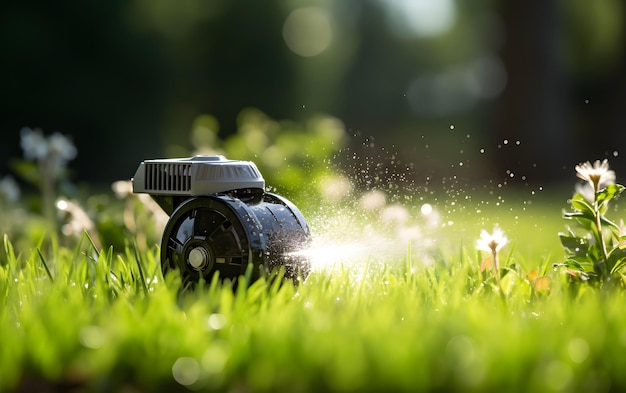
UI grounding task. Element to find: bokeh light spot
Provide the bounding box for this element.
[568,338,590,364]
[172,357,201,386]
[380,0,456,38]
[283,7,333,57]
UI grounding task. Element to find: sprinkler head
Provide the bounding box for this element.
[132,155,311,286]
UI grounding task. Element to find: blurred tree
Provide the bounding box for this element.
[492,0,625,185]
[128,0,298,149]
[0,0,171,182]
[562,0,626,175]
[492,0,573,184]
[1,0,625,189]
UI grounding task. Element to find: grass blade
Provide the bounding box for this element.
[3,234,16,263]
[132,239,149,296]
[83,230,100,258]
[36,248,54,282]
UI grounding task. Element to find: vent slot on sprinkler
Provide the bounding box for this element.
[144,162,192,193]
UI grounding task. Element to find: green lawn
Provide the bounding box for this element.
[2,187,626,392]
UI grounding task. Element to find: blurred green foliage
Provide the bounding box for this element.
[2,0,625,184]
[168,108,350,207]
[0,109,358,263]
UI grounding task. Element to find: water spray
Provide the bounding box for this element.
[131,155,311,286]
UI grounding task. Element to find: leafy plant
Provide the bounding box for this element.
[558,159,626,283]
[11,127,77,230]
[185,108,349,207]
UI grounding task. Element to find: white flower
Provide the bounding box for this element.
[476,227,508,254]
[48,132,77,162]
[20,127,77,165]
[575,159,615,192]
[20,127,48,160]
[0,176,20,203]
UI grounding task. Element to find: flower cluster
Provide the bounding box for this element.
[20,127,77,178]
[17,127,78,228]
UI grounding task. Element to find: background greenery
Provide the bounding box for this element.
[1,0,625,186]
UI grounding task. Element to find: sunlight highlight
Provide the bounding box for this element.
[379,0,456,38]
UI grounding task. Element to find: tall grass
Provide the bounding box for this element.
[6,117,626,392]
[2,206,626,393]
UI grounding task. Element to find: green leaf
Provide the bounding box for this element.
[568,256,595,270]
[36,248,54,282]
[596,184,625,206]
[611,259,626,275]
[587,242,604,263]
[563,212,596,230]
[600,215,620,230]
[618,235,626,250]
[8,159,41,186]
[558,233,588,256]
[570,193,594,213]
[560,258,585,271]
[608,247,626,274]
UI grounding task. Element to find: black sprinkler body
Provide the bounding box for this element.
[131,155,311,286]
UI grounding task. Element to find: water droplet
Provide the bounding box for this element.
[450,124,455,130]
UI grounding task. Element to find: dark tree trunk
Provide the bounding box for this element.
[599,5,626,178]
[493,0,574,185]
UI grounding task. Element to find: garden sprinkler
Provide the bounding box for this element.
[131,155,311,287]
